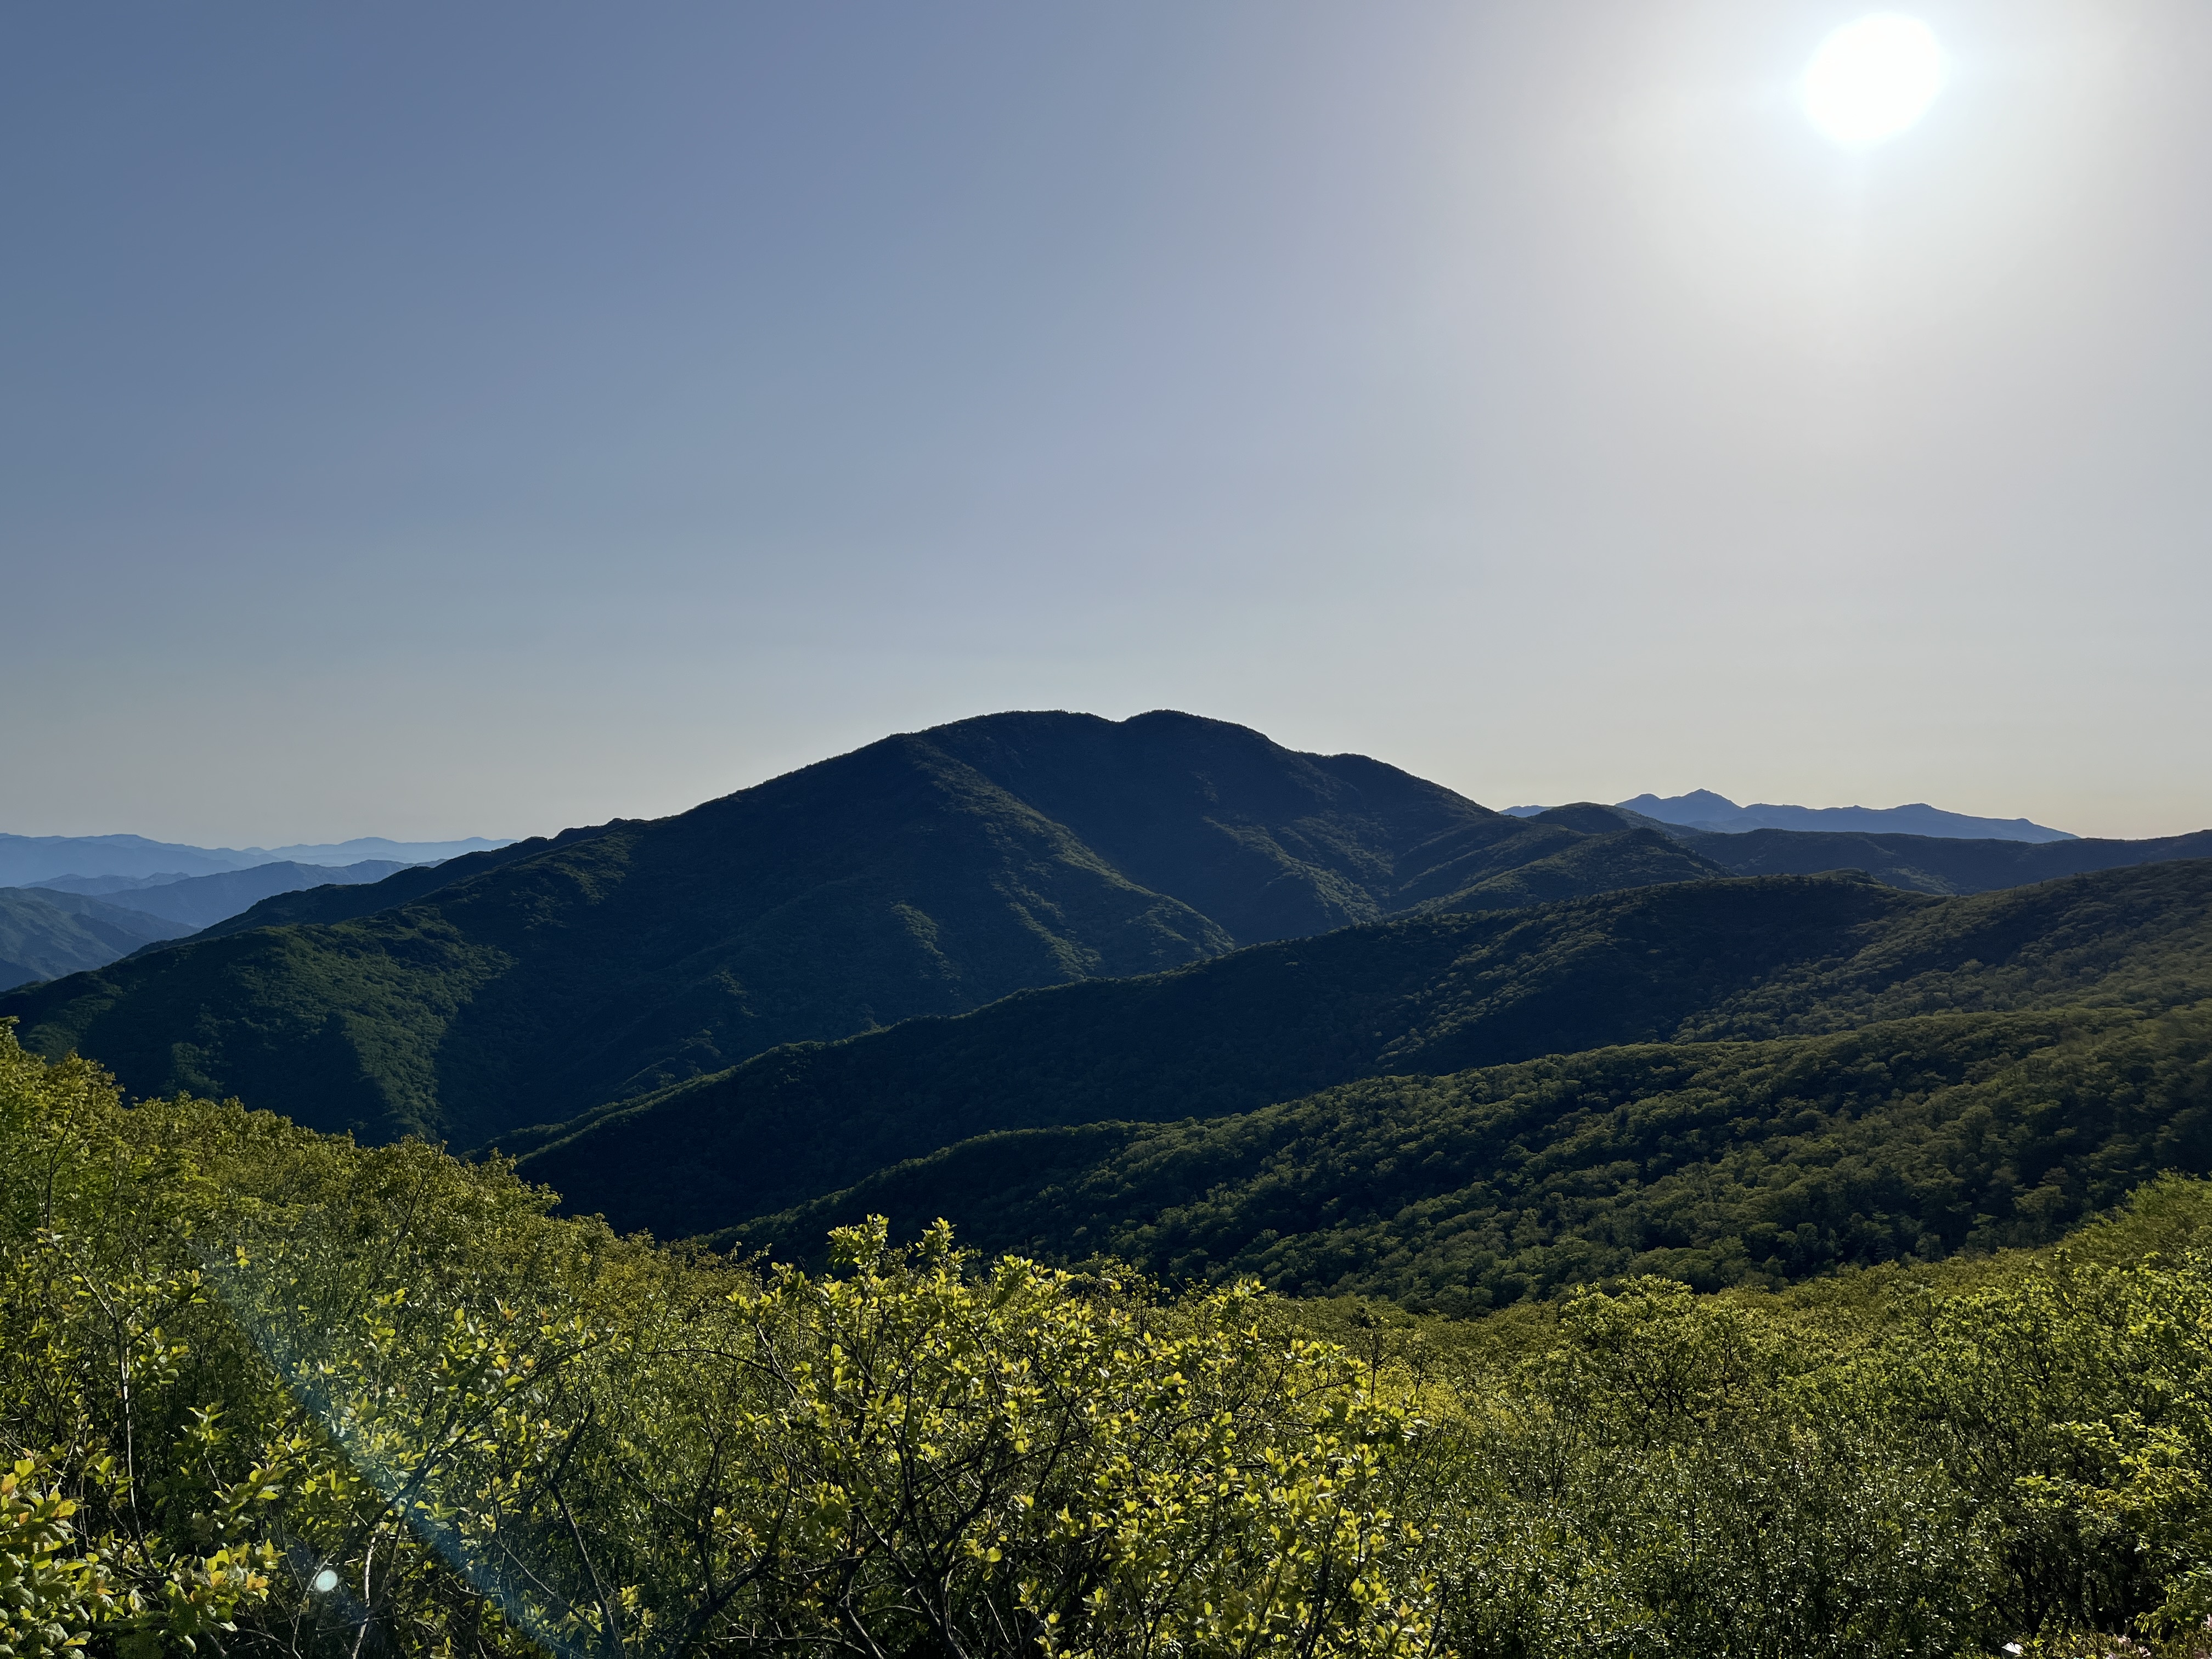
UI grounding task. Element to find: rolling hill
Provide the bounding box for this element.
[731,1000,2212,1308]
[512,859,2212,1243]
[0,888,196,990]
[0,712,1724,1145]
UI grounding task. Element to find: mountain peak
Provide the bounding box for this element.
[1617,789,1743,819]
[0,712,1706,1144]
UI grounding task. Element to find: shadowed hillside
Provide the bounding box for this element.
[171,825,627,943]
[2,712,1721,1144]
[733,1001,2212,1307]
[0,888,195,990]
[516,860,2212,1242]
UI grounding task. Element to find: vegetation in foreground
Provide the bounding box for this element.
[5,1023,2212,1657]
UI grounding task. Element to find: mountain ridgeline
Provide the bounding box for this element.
[1672,821,2212,895]
[0,860,433,989]
[0,712,1725,1145]
[5,708,2210,1311]
[45,857,418,930]
[0,887,197,991]
[0,831,509,886]
[1612,788,2079,842]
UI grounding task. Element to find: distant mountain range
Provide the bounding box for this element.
[1505,790,2076,843]
[0,860,424,990]
[34,859,415,930]
[0,832,512,887]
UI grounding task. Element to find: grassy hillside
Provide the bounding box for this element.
[518,860,2212,1240]
[738,1002,2212,1308]
[3,712,1720,1144]
[0,886,195,989]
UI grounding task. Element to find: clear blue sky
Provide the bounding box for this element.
[4,1,2207,843]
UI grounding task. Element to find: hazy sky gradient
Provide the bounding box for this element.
[4,1,2207,843]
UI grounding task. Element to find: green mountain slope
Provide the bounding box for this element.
[171,824,627,945]
[0,888,196,990]
[516,860,2212,1241]
[735,1001,2212,1307]
[3,712,1720,1144]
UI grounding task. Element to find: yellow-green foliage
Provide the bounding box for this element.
[1312,1198,2212,1659]
[0,1024,1435,1657]
[5,1018,2212,1657]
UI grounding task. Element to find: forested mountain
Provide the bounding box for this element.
[2,864,420,987]
[0,887,196,990]
[0,712,1722,1145]
[240,798,2155,947]
[515,859,2212,1242]
[737,1003,2211,1307]
[182,825,624,941]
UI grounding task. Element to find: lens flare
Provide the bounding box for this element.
[1802,15,1945,145]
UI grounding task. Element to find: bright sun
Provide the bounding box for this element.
[1802,15,1946,146]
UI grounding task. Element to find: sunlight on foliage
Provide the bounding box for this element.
[3,1019,2210,1656]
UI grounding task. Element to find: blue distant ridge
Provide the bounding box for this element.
[1506,792,2073,843]
[0,832,514,887]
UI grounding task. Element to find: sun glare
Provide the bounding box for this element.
[1802,15,1945,146]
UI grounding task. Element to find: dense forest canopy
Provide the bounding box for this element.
[5,1024,2212,1657]
[522,860,2212,1245]
[733,1001,2212,1306]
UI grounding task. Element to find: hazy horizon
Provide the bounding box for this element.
[5,2,2207,843]
[0,706,2109,847]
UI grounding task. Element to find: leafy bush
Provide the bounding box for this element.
[0,1024,1434,1657]
[5,1020,2212,1656]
